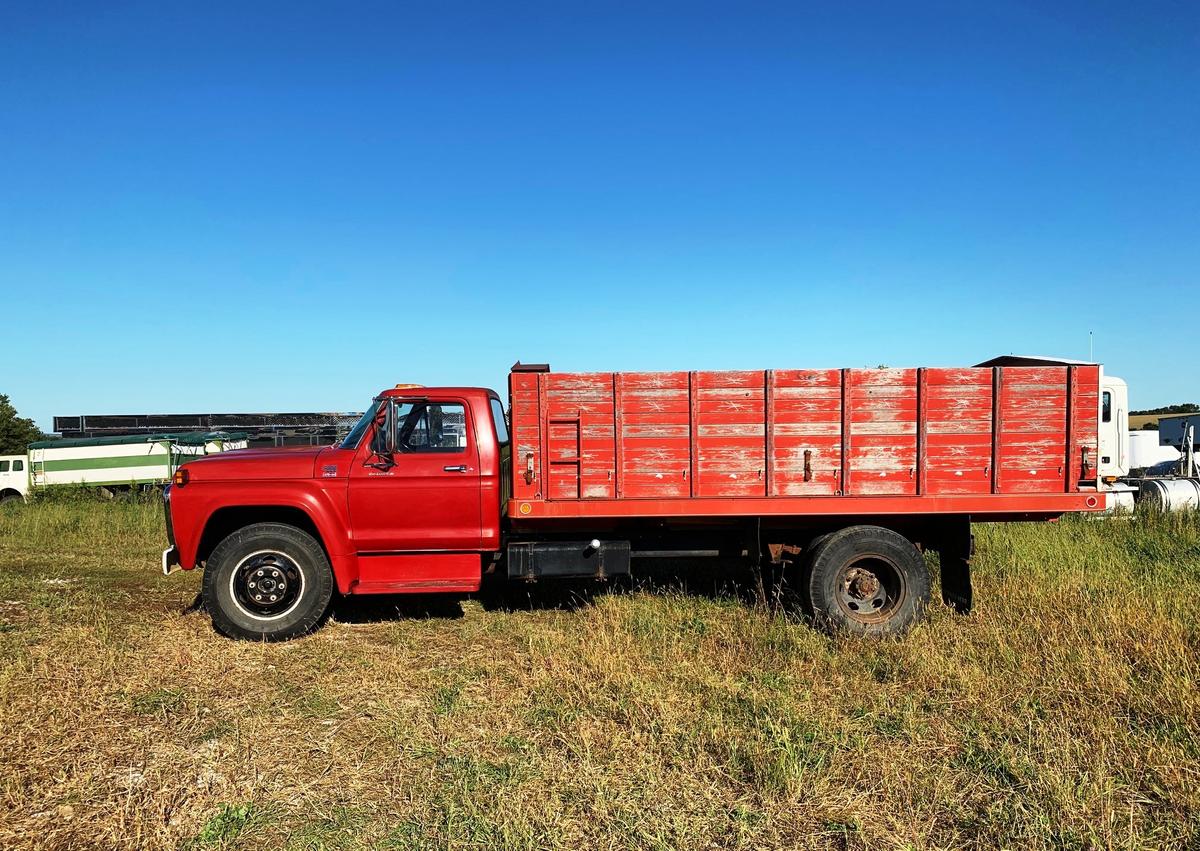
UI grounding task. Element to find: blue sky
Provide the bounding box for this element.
[1,1,1197,430]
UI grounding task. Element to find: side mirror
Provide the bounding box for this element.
[368,402,396,465]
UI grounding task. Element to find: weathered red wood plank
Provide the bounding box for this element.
[692,371,767,389]
[772,369,842,387]
[923,368,993,386]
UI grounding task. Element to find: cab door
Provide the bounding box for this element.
[1097,375,1129,479]
[348,398,483,552]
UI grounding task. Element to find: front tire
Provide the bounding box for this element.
[202,523,334,640]
[808,525,930,637]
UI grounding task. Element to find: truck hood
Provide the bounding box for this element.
[183,446,327,481]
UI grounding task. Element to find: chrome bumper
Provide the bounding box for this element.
[161,484,179,575]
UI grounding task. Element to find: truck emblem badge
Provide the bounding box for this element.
[322,465,338,477]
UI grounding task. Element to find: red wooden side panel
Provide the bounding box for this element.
[542,373,615,499]
[997,366,1068,493]
[615,371,690,498]
[510,371,542,501]
[692,371,766,497]
[847,369,917,496]
[510,363,1096,506]
[923,368,993,495]
[1068,365,1100,491]
[769,369,842,496]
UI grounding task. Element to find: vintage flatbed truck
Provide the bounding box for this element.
[161,356,1129,640]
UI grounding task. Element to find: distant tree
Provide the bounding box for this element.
[0,395,44,454]
[1130,403,1200,416]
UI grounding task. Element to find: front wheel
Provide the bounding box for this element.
[202,523,334,640]
[807,525,930,637]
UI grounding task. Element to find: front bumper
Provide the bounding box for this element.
[161,484,179,575]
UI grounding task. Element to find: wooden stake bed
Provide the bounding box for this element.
[508,365,1101,520]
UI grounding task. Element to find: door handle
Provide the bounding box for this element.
[444,465,469,473]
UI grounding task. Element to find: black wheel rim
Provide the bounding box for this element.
[230,551,304,620]
[834,554,906,625]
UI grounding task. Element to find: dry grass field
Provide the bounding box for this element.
[1,497,1198,850]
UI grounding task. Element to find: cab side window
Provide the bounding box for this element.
[12,460,22,472]
[0,461,8,473]
[1102,391,1112,423]
[395,402,467,453]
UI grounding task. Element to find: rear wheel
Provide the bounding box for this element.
[202,522,334,640]
[807,525,930,637]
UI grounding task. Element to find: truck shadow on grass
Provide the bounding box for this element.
[182,591,468,625]
[330,594,466,624]
[183,557,803,631]
[474,557,774,614]
[323,557,769,627]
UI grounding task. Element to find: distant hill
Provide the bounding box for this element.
[1129,404,1199,430]
[1130,403,1199,416]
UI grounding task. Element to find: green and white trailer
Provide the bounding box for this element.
[25,432,249,491]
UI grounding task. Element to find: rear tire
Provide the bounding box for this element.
[807,525,930,637]
[202,522,334,641]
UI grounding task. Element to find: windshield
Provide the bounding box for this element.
[339,400,382,449]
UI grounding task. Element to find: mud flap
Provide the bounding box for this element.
[937,521,973,614]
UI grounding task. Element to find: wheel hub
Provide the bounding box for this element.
[845,568,880,600]
[248,566,289,602]
[232,552,302,617]
[836,557,904,622]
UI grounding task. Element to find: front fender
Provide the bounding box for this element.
[171,480,361,594]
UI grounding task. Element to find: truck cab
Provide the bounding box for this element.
[162,387,508,640]
[0,455,29,503]
[1098,372,1130,481]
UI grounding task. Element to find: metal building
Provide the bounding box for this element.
[52,412,363,447]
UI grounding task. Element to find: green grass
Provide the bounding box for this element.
[0,501,1197,849]
[190,803,270,848]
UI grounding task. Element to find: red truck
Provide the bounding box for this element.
[162,356,1129,640]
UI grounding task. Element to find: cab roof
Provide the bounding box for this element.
[377,386,498,400]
